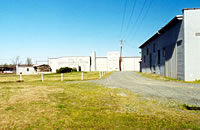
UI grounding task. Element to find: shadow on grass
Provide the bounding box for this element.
[0,80,25,83]
[183,104,200,110]
[0,81,17,83]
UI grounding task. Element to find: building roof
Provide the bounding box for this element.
[139,15,183,48]
[49,56,90,59]
[0,65,16,68]
[34,64,50,67]
[18,65,34,67]
[122,56,141,58]
[96,57,107,58]
[182,8,200,12]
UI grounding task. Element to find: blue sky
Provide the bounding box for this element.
[0,0,200,64]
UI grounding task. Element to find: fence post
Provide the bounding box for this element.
[19,74,22,81]
[99,71,101,79]
[61,73,63,81]
[41,73,44,82]
[82,72,84,80]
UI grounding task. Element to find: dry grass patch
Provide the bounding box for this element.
[0,80,199,129]
[0,72,112,83]
[138,72,186,82]
[138,72,200,84]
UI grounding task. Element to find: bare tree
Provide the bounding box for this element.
[3,63,8,67]
[12,56,21,65]
[26,57,32,65]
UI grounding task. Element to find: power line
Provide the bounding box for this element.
[125,0,148,40]
[122,0,137,39]
[119,0,128,39]
[129,0,154,41]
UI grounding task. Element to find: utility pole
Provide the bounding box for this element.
[119,40,124,71]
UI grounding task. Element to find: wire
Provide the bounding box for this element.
[122,0,137,39]
[119,0,128,39]
[129,0,154,41]
[125,0,148,40]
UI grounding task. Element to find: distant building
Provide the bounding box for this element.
[49,51,141,72]
[16,64,51,75]
[16,65,36,75]
[0,65,16,73]
[139,8,200,81]
[34,64,51,72]
[49,56,91,72]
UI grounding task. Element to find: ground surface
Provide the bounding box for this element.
[0,72,200,129]
[93,72,200,106]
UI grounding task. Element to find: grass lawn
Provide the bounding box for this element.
[0,72,200,129]
[138,72,200,83]
[0,72,110,83]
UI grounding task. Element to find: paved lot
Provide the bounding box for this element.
[93,72,200,106]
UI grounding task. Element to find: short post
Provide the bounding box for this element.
[19,74,22,81]
[41,73,44,82]
[99,71,101,79]
[61,73,63,81]
[82,72,84,80]
[101,71,104,77]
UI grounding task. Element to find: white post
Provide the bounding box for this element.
[61,73,63,81]
[19,74,22,81]
[82,72,84,80]
[101,71,103,77]
[99,71,102,79]
[41,73,44,82]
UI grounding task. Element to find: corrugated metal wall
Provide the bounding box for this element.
[141,21,185,80]
[165,44,177,79]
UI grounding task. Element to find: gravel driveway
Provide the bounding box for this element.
[93,72,200,106]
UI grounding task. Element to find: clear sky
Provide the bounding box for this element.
[0,0,200,64]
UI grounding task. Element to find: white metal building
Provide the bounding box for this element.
[16,65,36,75]
[139,8,200,81]
[49,56,90,72]
[49,51,141,72]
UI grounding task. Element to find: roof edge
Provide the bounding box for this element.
[182,8,200,12]
[139,15,183,48]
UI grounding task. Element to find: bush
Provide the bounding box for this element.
[72,67,77,72]
[56,67,72,73]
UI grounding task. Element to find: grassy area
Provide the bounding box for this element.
[138,72,200,83]
[0,72,200,129]
[137,72,182,81]
[0,72,111,83]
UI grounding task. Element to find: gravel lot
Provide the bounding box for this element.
[93,72,200,106]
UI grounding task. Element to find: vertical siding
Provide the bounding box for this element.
[141,21,183,79]
[184,9,200,81]
[165,44,177,79]
[96,57,107,71]
[121,57,141,71]
[177,22,185,80]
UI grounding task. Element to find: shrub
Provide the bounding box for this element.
[72,67,77,72]
[56,67,72,73]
